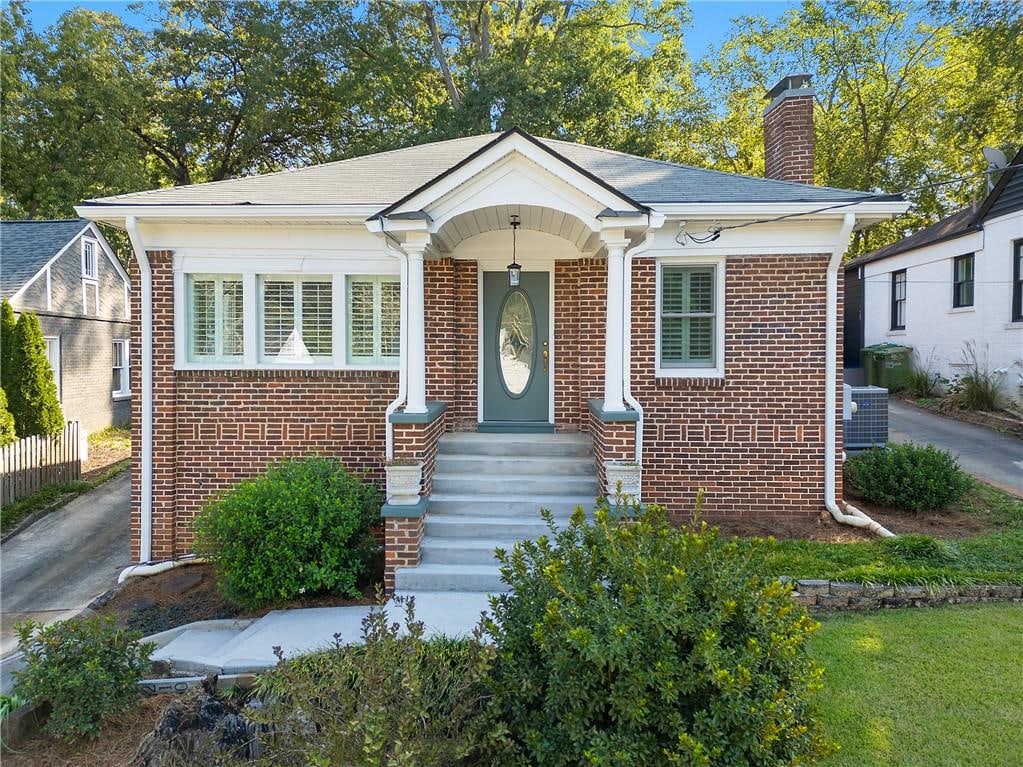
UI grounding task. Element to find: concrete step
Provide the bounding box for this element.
[435,454,595,476]
[432,472,600,496]
[438,432,592,458]
[425,513,573,539]
[429,493,593,517]
[394,563,507,593]
[420,537,524,565]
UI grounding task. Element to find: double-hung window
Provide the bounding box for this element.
[82,239,98,279]
[187,274,244,363]
[891,270,907,330]
[952,254,974,308]
[347,276,400,365]
[1013,240,1023,323]
[259,276,333,363]
[659,264,718,371]
[112,339,130,398]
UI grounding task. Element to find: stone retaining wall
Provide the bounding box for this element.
[791,579,1023,611]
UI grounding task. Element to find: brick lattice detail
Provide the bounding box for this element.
[764,94,815,184]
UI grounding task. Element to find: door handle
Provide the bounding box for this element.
[542,341,549,372]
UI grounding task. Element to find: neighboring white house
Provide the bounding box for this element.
[845,148,1023,405]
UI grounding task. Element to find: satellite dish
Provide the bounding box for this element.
[983,146,1008,170]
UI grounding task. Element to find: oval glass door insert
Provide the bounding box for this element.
[498,289,534,397]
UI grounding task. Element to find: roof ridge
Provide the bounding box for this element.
[538,137,879,198]
[92,133,503,203]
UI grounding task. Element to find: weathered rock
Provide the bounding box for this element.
[862,584,895,598]
[791,593,817,607]
[989,584,1023,599]
[847,596,881,610]
[957,585,988,598]
[830,582,865,597]
[894,584,928,598]
[816,594,849,609]
[796,579,830,596]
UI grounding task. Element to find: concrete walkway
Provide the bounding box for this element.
[888,400,1023,496]
[150,591,493,675]
[0,471,131,657]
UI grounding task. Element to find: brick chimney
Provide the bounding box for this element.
[763,73,815,184]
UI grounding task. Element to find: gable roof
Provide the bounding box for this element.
[847,146,1023,269]
[82,129,886,209]
[1,218,91,296]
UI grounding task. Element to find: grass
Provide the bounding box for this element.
[746,483,1023,586]
[812,604,1023,767]
[0,458,130,534]
[87,424,130,452]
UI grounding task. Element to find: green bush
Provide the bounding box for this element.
[484,503,833,767]
[254,595,493,766]
[847,442,972,511]
[0,387,16,446]
[7,310,63,437]
[13,616,153,741]
[1,298,17,396]
[192,456,380,607]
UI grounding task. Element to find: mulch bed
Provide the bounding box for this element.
[2,694,174,767]
[81,445,131,482]
[91,559,382,637]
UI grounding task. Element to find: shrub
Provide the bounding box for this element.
[847,442,972,511]
[1,298,16,396]
[484,503,833,767]
[13,616,153,741]
[254,595,493,766]
[0,387,15,446]
[192,456,380,607]
[905,351,944,399]
[942,341,1004,411]
[6,310,63,437]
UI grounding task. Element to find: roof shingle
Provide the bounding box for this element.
[1,219,90,296]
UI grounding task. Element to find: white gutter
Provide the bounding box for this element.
[125,216,155,561]
[118,555,205,584]
[622,226,660,463]
[381,233,409,460]
[825,213,894,537]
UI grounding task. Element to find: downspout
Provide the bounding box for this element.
[381,227,409,460]
[622,230,657,463]
[826,213,895,537]
[124,216,154,562]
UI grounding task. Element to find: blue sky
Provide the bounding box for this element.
[19,0,801,59]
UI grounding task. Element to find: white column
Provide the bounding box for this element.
[404,235,429,414]
[602,236,628,412]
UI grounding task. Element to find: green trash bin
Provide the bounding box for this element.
[861,343,913,391]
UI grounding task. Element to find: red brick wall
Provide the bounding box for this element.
[764,94,815,184]
[629,254,842,520]
[384,516,424,592]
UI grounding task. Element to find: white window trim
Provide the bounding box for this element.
[82,280,99,316]
[346,275,401,366]
[82,237,100,280]
[258,275,335,365]
[172,263,401,372]
[44,335,61,402]
[112,339,131,399]
[185,274,245,364]
[655,256,726,379]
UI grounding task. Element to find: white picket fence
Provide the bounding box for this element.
[0,421,82,506]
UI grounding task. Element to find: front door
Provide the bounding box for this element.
[482,271,550,424]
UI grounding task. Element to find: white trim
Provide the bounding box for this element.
[44,335,61,401]
[112,338,131,398]
[82,279,99,315]
[947,307,975,315]
[45,267,52,310]
[654,256,727,379]
[82,237,100,279]
[9,222,92,302]
[76,203,382,224]
[125,216,153,563]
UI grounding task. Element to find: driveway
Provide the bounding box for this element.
[888,400,1023,497]
[0,471,131,658]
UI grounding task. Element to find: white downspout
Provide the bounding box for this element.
[622,230,657,463]
[124,216,154,561]
[383,237,409,460]
[826,213,894,537]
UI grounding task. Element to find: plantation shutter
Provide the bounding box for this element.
[301,281,333,357]
[660,266,716,367]
[188,275,245,362]
[347,276,400,364]
[262,279,295,359]
[191,278,216,357]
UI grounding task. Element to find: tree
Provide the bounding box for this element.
[7,312,63,437]
[1,298,17,395]
[0,388,16,446]
[698,0,1023,254]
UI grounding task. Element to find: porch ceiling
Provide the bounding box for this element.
[431,204,601,255]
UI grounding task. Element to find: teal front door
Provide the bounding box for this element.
[482,271,550,424]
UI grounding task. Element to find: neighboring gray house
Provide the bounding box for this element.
[1,219,132,433]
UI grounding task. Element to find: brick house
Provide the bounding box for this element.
[1,219,132,435]
[77,75,907,591]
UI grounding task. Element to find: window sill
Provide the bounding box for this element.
[886,330,907,337]
[1006,322,1023,330]
[174,362,399,373]
[655,368,724,380]
[948,306,975,314]
[112,392,131,401]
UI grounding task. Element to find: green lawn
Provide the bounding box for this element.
[812,604,1023,767]
[746,484,1023,586]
